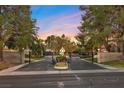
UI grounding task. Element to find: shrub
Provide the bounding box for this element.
[56,55,67,62]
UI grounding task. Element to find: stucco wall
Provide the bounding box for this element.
[97,52,123,63]
[3,50,21,63]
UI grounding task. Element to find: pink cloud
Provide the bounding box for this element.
[38,25,79,40]
[38,12,81,40]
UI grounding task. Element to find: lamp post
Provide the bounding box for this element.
[91,47,94,64]
[22,48,25,64]
[25,49,32,64]
[29,49,31,64]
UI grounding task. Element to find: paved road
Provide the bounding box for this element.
[1,56,124,88]
[17,56,54,71]
[70,57,104,70]
[1,72,124,88]
[17,56,104,71]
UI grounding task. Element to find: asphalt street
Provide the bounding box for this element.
[1,56,123,88]
[17,56,104,71]
[1,72,124,88]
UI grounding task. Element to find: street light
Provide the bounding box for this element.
[91,47,94,64]
[29,49,31,64]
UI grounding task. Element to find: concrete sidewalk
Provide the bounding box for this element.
[1,69,124,76]
[0,59,44,74]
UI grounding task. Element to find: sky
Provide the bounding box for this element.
[31,5,82,41]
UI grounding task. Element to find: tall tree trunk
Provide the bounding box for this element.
[0,6,4,62]
[0,47,3,61]
[0,33,3,61]
[122,42,124,55]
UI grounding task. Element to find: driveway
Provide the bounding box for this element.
[70,57,104,70]
[17,56,105,71]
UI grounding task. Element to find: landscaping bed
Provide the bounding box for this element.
[0,61,20,70]
[101,60,124,68]
[55,62,68,67]
[54,62,68,69]
[54,55,68,70]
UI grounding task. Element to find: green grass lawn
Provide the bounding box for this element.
[25,54,44,60]
[84,57,97,63]
[83,57,124,68]
[101,60,124,68]
[24,56,44,63]
[32,57,43,60]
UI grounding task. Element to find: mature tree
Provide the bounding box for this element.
[75,33,87,54]
[77,6,115,53]
[64,40,77,55]
[31,38,45,57]
[5,34,16,49]
[15,6,37,63]
[45,34,77,56]
[0,6,13,61]
[45,35,57,52]
[76,6,120,62]
[112,6,124,54]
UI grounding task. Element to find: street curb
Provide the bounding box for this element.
[32,58,45,62]
[0,63,28,74]
[81,59,119,70]
[1,69,124,76]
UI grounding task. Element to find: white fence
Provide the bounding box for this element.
[97,52,123,63]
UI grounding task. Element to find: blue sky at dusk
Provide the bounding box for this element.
[31,5,81,40]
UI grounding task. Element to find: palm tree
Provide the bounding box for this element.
[45,34,77,56]
[31,38,45,57]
